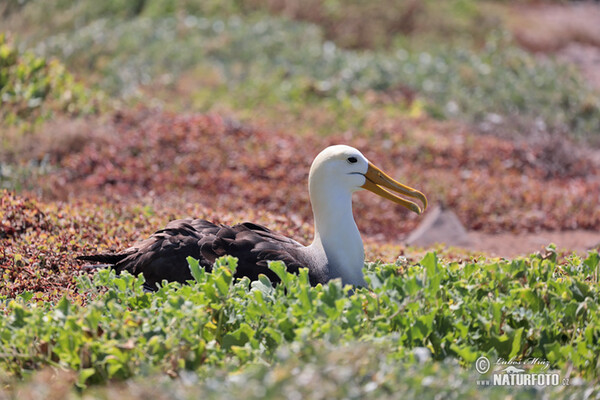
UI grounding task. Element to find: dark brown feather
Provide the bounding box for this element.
[78,219,314,290]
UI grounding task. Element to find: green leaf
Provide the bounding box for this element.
[269,261,290,286]
[299,285,312,312]
[113,277,126,292]
[8,301,29,328]
[187,256,205,283]
[17,291,34,303]
[421,252,439,276]
[251,275,274,297]
[450,343,478,363]
[77,368,97,389]
[222,323,255,350]
[215,274,231,297]
[509,327,524,359]
[582,251,599,275]
[421,252,442,294]
[56,296,71,317]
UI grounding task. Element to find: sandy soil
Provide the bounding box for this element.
[509,2,600,90]
[557,43,600,91]
[465,230,599,258]
[402,205,599,258]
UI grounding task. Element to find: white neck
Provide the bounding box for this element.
[307,183,366,286]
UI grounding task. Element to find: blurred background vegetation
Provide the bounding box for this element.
[1,0,599,141]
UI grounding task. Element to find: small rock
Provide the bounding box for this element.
[405,204,471,248]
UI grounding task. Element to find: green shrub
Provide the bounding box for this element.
[1,251,599,391]
[0,34,100,131]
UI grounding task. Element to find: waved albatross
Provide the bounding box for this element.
[78,145,427,290]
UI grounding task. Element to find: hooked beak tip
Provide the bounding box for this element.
[362,162,427,215]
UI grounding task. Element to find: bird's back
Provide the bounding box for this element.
[78,219,313,290]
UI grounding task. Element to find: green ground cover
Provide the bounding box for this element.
[1,252,599,397]
[0,35,100,132]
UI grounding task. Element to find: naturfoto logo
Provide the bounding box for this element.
[475,356,569,387]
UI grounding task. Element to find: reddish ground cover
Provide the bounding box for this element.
[40,109,600,234]
[3,108,600,299]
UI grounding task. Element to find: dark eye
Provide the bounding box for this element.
[347,157,358,164]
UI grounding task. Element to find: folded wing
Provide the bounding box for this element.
[78,219,310,290]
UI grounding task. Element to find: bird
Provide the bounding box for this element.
[78,145,427,291]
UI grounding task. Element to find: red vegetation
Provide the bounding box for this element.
[43,108,600,234]
[3,107,600,299]
[1,191,80,298]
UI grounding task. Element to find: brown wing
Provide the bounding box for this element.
[77,219,310,290]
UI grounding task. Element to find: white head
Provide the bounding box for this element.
[308,145,370,206]
[308,145,427,214]
[306,145,427,286]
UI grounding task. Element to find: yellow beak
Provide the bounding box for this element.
[361,162,428,214]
